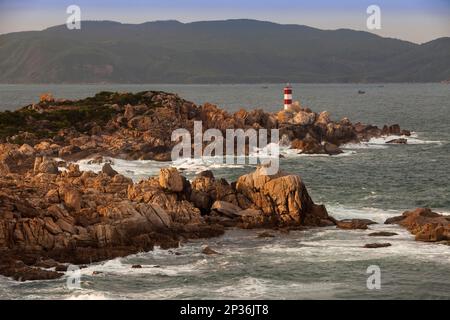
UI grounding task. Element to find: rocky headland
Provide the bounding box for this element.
[0,91,411,161]
[0,149,334,280]
[0,91,444,282]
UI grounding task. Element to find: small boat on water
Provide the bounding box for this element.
[358,90,365,94]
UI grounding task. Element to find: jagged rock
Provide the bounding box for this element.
[1,91,410,163]
[0,262,63,281]
[277,110,294,123]
[323,142,343,155]
[159,167,185,192]
[87,156,106,164]
[386,138,407,144]
[34,157,59,174]
[62,188,82,212]
[336,219,376,230]
[190,171,243,212]
[0,90,414,281]
[292,111,316,126]
[58,145,82,157]
[316,111,331,125]
[102,163,118,177]
[124,104,135,119]
[128,172,202,224]
[236,166,334,227]
[237,209,265,228]
[291,138,324,154]
[0,144,36,174]
[0,160,9,175]
[18,144,35,157]
[202,245,220,255]
[211,201,242,218]
[382,124,401,135]
[384,208,450,242]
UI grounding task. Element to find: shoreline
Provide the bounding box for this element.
[0,90,448,282]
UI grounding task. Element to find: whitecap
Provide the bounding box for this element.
[343,132,443,149]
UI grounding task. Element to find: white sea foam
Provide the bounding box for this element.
[70,253,212,278]
[75,155,250,181]
[172,156,247,174]
[213,276,339,299]
[368,133,442,145]
[66,292,111,300]
[281,146,356,158]
[73,139,362,181]
[326,205,402,223]
[76,157,166,180]
[259,229,450,265]
[343,132,443,149]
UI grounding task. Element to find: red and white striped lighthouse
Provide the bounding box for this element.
[283,84,292,110]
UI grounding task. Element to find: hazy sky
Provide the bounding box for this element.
[0,0,449,43]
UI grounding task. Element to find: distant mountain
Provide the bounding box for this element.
[0,19,449,83]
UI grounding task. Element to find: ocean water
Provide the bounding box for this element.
[0,83,449,299]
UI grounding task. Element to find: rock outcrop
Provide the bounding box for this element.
[235,167,334,227]
[0,90,414,282]
[0,159,338,281]
[336,219,376,230]
[0,165,224,281]
[0,91,410,161]
[385,208,450,242]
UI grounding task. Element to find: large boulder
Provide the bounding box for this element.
[292,111,316,126]
[0,144,36,174]
[34,157,59,174]
[18,144,35,157]
[291,138,323,154]
[58,145,82,157]
[235,167,334,227]
[190,171,246,213]
[211,201,242,218]
[323,142,343,155]
[159,167,185,192]
[336,219,376,230]
[129,171,202,225]
[62,188,82,212]
[316,111,331,125]
[385,208,450,242]
[102,163,118,177]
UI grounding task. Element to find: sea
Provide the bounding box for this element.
[0,83,449,299]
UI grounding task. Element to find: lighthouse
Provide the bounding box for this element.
[283,84,292,110]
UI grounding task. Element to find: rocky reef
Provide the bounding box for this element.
[0,142,336,280]
[385,208,450,244]
[0,91,419,281]
[0,91,410,160]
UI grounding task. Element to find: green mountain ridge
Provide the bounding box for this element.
[0,19,449,83]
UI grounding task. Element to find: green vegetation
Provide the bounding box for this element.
[0,104,116,141]
[0,20,448,83]
[62,91,162,107]
[0,90,171,142]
